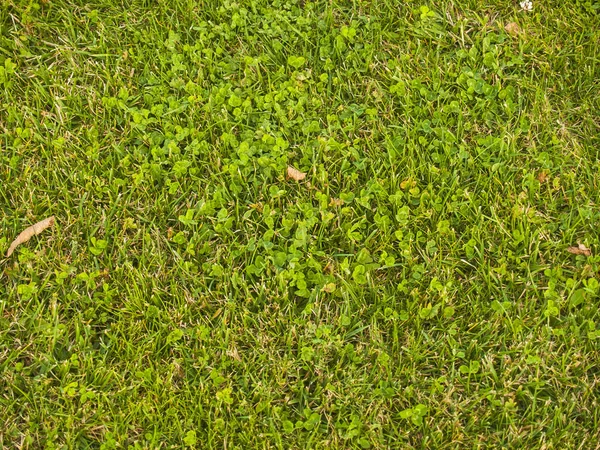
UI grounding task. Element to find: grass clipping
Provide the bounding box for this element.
[6,216,55,257]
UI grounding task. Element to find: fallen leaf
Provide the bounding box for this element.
[329,198,344,207]
[566,244,591,257]
[537,171,548,183]
[287,166,306,181]
[504,22,521,36]
[6,216,55,257]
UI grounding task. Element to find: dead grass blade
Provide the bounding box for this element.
[6,216,56,257]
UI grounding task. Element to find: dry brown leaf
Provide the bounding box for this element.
[287,166,306,181]
[504,22,521,36]
[537,171,548,183]
[566,244,592,257]
[6,216,55,257]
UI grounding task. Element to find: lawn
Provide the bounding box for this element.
[1,0,600,448]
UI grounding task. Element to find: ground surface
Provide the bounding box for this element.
[1,0,600,448]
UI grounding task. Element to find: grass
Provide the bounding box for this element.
[1,0,600,448]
